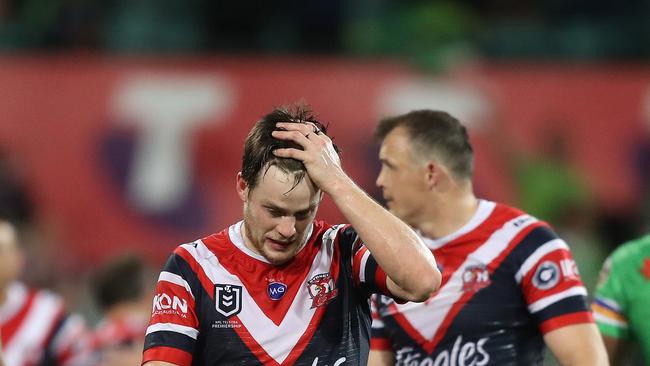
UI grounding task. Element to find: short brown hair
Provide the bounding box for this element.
[375,110,473,179]
[241,103,337,190]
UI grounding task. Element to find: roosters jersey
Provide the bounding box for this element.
[0,282,89,366]
[371,200,593,366]
[143,220,392,366]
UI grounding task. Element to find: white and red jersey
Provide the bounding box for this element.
[90,313,148,365]
[371,200,593,366]
[0,282,90,366]
[143,220,394,366]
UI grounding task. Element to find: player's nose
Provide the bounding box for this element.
[276,216,297,239]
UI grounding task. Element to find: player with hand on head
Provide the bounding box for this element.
[368,110,608,366]
[142,103,441,366]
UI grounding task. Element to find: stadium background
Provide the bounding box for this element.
[0,1,649,364]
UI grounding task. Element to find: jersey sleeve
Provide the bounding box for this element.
[513,225,593,334]
[369,294,392,351]
[591,253,630,339]
[335,225,393,297]
[142,246,201,366]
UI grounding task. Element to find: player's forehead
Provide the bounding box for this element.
[250,165,320,211]
[380,128,417,162]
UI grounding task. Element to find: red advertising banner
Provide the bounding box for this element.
[0,56,647,272]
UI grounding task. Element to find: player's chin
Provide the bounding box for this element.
[263,246,296,265]
[266,253,294,266]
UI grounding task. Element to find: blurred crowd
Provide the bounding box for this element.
[1,1,650,64]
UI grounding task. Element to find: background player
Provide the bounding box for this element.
[0,218,90,366]
[592,234,650,365]
[90,254,154,366]
[142,104,441,366]
[368,110,607,366]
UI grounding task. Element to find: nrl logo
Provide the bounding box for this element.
[307,273,338,309]
[215,284,242,317]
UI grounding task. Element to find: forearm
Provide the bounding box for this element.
[544,324,609,366]
[328,176,440,300]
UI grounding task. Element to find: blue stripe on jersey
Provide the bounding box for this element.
[145,330,196,355]
[361,256,380,292]
[593,298,619,312]
[509,225,559,262]
[531,296,589,323]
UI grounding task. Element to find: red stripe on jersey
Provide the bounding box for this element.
[143,346,193,366]
[150,281,198,329]
[223,224,342,366]
[1,290,36,344]
[386,205,527,350]
[174,245,218,302]
[387,301,429,346]
[202,223,325,327]
[521,249,585,306]
[374,266,388,295]
[370,337,392,351]
[539,311,594,334]
[423,222,541,353]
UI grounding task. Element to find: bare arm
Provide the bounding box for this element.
[543,323,609,366]
[602,334,629,365]
[272,123,441,301]
[368,350,394,366]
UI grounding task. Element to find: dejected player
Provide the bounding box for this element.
[142,104,441,366]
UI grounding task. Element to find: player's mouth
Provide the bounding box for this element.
[267,238,293,251]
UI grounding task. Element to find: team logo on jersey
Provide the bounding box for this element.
[307,273,338,308]
[268,282,287,300]
[215,284,242,317]
[461,264,491,292]
[532,261,560,290]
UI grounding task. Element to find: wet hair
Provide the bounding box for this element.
[375,110,473,180]
[241,103,338,191]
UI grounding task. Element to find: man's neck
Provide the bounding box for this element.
[416,192,479,240]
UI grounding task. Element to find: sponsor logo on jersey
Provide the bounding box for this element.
[307,273,338,308]
[310,356,346,366]
[215,284,242,317]
[560,258,580,280]
[461,264,491,292]
[152,293,188,317]
[268,282,287,300]
[394,335,490,366]
[532,261,560,290]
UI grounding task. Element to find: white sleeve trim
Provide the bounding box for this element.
[594,312,628,328]
[159,271,195,299]
[146,323,199,339]
[358,249,371,283]
[528,286,587,313]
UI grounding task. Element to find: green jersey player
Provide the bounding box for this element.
[592,234,650,364]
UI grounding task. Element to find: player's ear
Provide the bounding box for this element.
[425,161,440,189]
[236,172,249,201]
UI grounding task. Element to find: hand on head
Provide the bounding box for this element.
[271,122,344,194]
